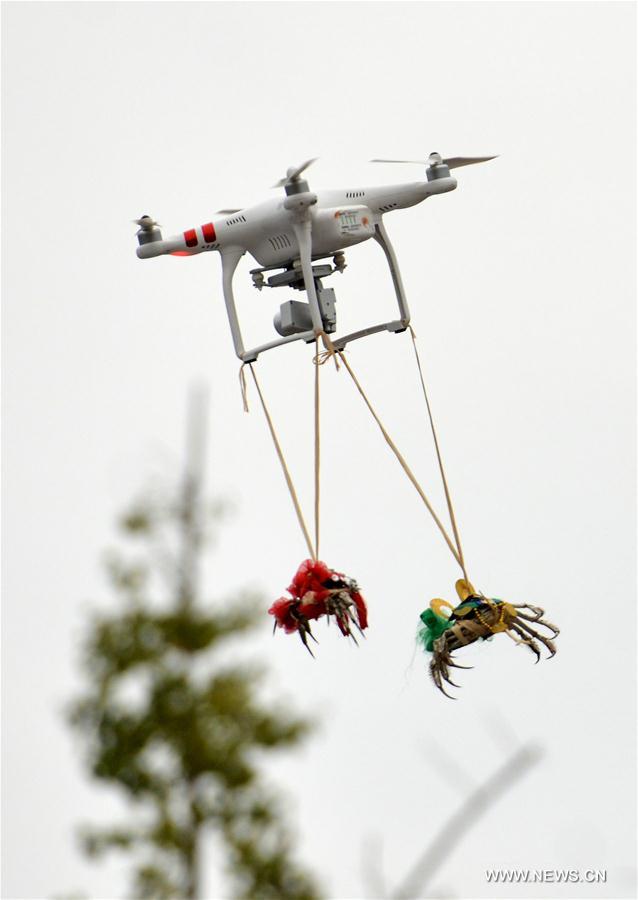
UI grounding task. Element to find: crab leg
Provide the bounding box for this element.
[515,608,560,635]
[509,623,542,663]
[513,606,560,639]
[514,603,545,621]
[299,638,315,657]
[438,651,462,688]
[504,628,527,646]
[297,618,319,657]
[442,669,462,689]
[514,618,557,658]
[523,616,560,639]
[430,636,463,697]
[430,661,457,699]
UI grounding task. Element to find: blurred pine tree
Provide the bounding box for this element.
[68,391,319,900]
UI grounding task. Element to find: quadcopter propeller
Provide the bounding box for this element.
[133,215,161,228]
[272,158,318,189]
[371,153,497,169]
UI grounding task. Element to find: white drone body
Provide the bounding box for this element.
[135,154,495,362]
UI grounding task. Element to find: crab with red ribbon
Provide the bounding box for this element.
[269,559,368,653]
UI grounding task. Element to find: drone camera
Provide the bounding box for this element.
[274,300,314,337]
[274,283,337,337]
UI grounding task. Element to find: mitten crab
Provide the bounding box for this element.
[419,579,559,697]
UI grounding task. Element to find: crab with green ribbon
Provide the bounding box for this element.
[418,579,559,698]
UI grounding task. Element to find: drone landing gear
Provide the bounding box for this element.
[326,220,413,351]
[222,220,411,363]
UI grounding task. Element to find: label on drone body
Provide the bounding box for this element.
[336,209,370,234]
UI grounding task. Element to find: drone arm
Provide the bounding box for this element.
[220,247,247,360]
[373,219,410,327]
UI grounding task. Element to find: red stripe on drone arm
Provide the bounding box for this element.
[202,222,216,243]
[171,251,193,256]
[184,229,198,248]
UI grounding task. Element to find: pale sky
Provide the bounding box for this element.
[2,2,636,899]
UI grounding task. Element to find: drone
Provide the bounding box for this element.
[133,153,560,690]
[134,153,496,362]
